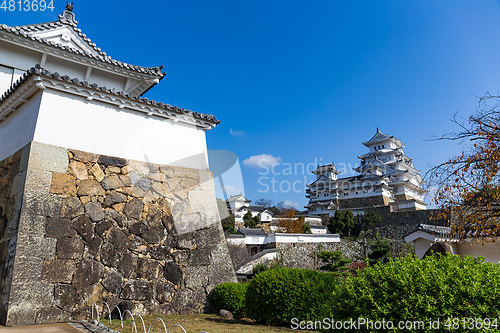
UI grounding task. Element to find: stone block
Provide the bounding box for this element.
[149,245,171,260]
[121,280,152,301]
[22,192,62,218]
[105,209,124,227]
[85,202,104,222]
[69,160,88,180]
[77,179,105,196]
[5,305,36,327]
[11,256,44,283]
[95,219,112,236]
[142,225,166,244]
[130,236,149,254]
[194,226,221,249]
[107,228,131,253]
[100,242,116,267]
[127,220,147,235]
[18,215,46,237]
[69,149,98,163]
[123,198,144,220]
[98,155,127,168]
[188,247,212,266]
[54,284,78,312]
[72,215,94,243]
[56,238,84,259]
[185,266,209,288]
[35,307,72,323]
[172,251,188,266]
[60,197,84,219]
[89,163,105,182]
[102,269,124,297]
[154,280,174,304]
[27,142,68,173]
[72,259,104,290]
[171,288,193,312]
[114,253,137,279]
[16,236,56,260]
[101,175,124,191]
[178,233,196,249]
[134,258,160,279]
[50,173,77,196]
[10,169,26,197]
[41,259,75,283]
[46,217,76,238]
[86,236,103,260]
[163,261,183,285]
[156,303,174,315]
[103,191,126,207]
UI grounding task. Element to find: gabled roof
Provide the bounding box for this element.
[0,4,165,95]
[226,194,251,203]
[312,163,340,175]
[362,128,403,148]
[0,65,219,126]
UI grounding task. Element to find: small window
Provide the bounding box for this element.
[382,145,385,148]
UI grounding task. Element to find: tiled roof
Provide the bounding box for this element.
[238,205,267,213]
[0,65,219,125]
[238,228,267,236]
[0,14,165,78]
[413,224,454,238]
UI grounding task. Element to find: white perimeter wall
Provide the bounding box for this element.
[0,91,42,161]
[32,90,209,169]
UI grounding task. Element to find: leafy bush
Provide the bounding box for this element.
[317,251,352,275]
[246,268,336,325]
[302,223,312,234]
[212,282,247,317]
[368,238,391,264]
[323,255,500,332]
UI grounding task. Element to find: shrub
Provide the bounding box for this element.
[212,282,247,317]
[246,268,337,325]
[317,250,352,276]
[221,216,236,234]
[323,255,500,332]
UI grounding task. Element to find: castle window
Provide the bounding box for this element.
[382,145,385,148]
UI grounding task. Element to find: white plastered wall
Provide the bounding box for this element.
[32,90,209,169]
[458,241,500,263]
[0,91,42,161]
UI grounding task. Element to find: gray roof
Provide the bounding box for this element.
[0,65,219,125]
[238,228,267,236]
[412,224,453,238]
[238,205,267,213]
[1,9,165,79]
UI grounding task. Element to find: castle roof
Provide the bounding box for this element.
[312,163,340,175]
[0,4,165,96]
[226,194,251,203]
[0,65,219,126]
[363,128,403,148]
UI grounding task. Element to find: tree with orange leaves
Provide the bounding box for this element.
[430,93,500,241]
[276,210,306,233]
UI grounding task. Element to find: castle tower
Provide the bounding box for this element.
[305,129,427,216]
[0,5,236,326]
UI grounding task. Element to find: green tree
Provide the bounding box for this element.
[221,216,236,234]
[317,251,352,276]
[362,210,382,237]
[243,210,260,228]
[328,209,356,237]
[302,222,312,234]
[368,237,391,264]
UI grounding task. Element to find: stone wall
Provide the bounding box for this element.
[275,240,414,270]
[2,142,236,326]
[338,195,389,209]
[0,148,25,325]
[276,241,364,270]
[369,206,448,240]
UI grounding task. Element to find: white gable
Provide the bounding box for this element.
[27,26,100,57]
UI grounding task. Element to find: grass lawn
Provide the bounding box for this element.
[98,313,312,333]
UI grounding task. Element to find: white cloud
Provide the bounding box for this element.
[221,185,244,195]
[242,154,283,169]
[230,128,245,136]
[283,200,299,208]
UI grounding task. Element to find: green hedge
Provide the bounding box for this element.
[245,268,337,325]
[323,255,500,332]
[212,282,247,317]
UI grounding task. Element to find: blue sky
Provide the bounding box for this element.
[4,0,500,209]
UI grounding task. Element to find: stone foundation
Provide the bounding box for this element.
[1,142,236,326]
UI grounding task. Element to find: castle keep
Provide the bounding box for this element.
[305,129,427,216]
[0,5,236,326]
